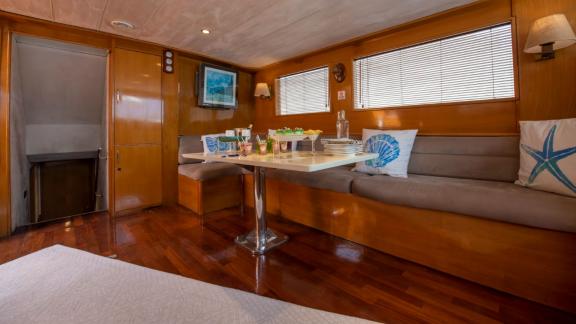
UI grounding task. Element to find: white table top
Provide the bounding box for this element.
[182,152,379,172]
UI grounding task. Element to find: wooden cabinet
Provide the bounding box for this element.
[114,49,162,213]
[114,48,162,145]
[114,145,161,211]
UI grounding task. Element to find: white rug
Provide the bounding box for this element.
[0,245,375,323]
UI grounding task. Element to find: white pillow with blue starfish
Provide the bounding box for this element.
[516,118,576,197]
[354,129,418,178]
[201,133,228,154]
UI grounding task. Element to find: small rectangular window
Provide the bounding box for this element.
[276,67,330,115]
[354,23,515,109]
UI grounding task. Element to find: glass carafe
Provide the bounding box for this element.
[336,110,349,139]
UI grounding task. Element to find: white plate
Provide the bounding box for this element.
[325,148,362,153]
[324,144,362,149]
[321,138,358,144]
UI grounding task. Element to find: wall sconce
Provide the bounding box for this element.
[524,13,576,60]
[254,82,271,99]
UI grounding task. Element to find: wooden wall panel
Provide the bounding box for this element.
[0,26,10,237]
[114,145,162,211]
[114,48,162,145]
[161,53,180,205]
[254,0,516,135]
[254,0,576,134]
[514,0,576,121]
[178,55,254,135]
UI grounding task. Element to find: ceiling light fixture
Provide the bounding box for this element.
[110,20,135,29]
[201,29,211,35]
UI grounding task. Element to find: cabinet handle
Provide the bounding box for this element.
[116,150,121,171]
[115,90,122,103]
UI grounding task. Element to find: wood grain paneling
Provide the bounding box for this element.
[253,0,516,135]
[178,55,254,135]
[255,0,576,133]
[514,0,576,121]
[114,48,162,145]
[161,53,179,205]
[178,174,243,215]
[275,181,576,314]
[113,48,163,213]
[114,145,162,211]
[0,26,10,236]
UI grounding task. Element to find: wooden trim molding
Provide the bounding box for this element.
[0,26,11,237]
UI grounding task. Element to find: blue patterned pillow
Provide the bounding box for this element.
[354,129,418,177]
[201,134,229,153]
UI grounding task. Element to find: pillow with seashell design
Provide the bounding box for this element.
[353,129,418,178]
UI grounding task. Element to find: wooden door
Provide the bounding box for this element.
[114,49,162,213]
[114,48,162,145]
[115,145,162,212]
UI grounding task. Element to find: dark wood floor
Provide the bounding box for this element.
[1,206,574,323]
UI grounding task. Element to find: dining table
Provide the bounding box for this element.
[182,150,378,254]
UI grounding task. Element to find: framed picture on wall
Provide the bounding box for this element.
[197,63,238,109]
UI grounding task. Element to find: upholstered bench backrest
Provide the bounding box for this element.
[178,135,204,164]
[408,136,519,182]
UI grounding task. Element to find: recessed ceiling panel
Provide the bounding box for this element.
[0,0,52,20]
[0,0,476,68]
[52,0,107,30]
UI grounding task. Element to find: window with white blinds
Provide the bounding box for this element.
[276,67,330,115]
[354,23,515,109]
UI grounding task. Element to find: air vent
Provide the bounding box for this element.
[110,20,135,29]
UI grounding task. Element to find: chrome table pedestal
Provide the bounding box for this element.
[235,166,288,254]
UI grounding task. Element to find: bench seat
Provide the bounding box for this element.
[178,162,245,181]
[351,174,576,233]
[177,136,245,215]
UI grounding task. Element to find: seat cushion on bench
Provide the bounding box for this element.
[178,163,244,181]
[267,166,367,193]
[408,136,519,182]
[351,174,576,233]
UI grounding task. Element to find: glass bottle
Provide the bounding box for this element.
[336,110,349,139]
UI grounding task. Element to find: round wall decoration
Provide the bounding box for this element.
[332,63,346,83]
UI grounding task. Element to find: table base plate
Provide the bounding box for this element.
[235,229,288,254]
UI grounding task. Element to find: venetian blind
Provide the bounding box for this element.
[276,67,330,115]
[354,23,515,109]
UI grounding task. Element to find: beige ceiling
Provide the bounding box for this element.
[0,0,475,68]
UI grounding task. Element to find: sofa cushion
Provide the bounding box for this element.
[178,135,204,164]
[178,163,244,181]
[267,166,367,193]
[408,136,519,182]
[351,174,576,233]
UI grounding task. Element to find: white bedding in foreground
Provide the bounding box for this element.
[0,245,375,324]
